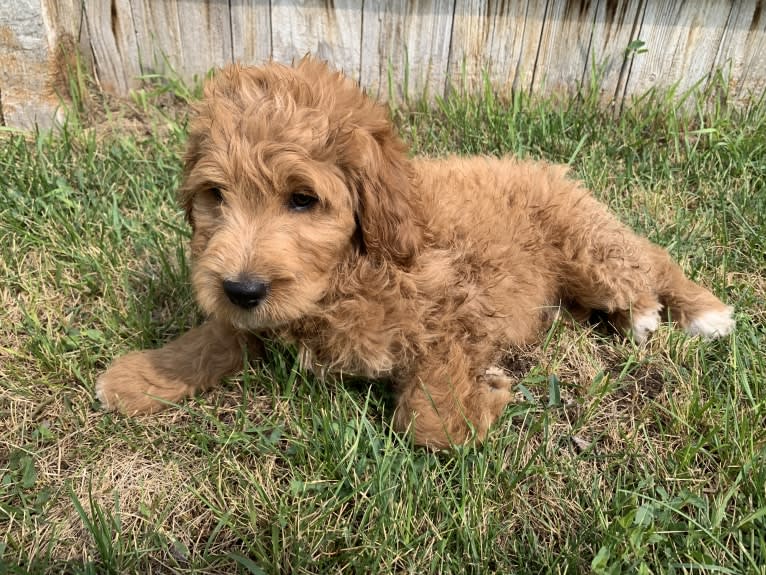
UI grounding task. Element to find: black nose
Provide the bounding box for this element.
[222,278,270,309]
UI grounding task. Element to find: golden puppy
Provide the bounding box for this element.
[97,58,734,448]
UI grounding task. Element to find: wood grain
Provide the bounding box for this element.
[231,0,272,65]
[531,0,601,95]
[448,0,529,96]
[81,0,137,93]
[715,1,766,107]
[270,0,362,78]
[1,0,61,128]
[129,0,232,84]
[126,0,179,78]
[621,0,734,103]
[585,0,644,107]
[361,0,455,100]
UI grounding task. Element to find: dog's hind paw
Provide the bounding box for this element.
[685,306,735,339]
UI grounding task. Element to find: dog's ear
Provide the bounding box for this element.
[344,126,424,266]
[292,57,424,265]
[177,130,203,228]
[177,65,245,229]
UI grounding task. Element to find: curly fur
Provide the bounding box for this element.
[97,58,734,448]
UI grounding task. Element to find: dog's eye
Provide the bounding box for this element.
[208,187,224,205]
[289,191,318,212]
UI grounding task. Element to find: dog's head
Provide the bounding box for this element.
[179,58,423,329]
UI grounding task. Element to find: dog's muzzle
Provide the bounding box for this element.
[222,277,270,309]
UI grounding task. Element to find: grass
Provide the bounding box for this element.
[1,72,765,573]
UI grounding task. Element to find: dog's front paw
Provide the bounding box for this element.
[483,366,511,387]
[480,366,513,418]
[96,351,191,415]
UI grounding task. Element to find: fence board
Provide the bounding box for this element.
[361,0,455,100]
[510,1,549,94]
[622,0,734,102]
[84,0,140,93]
[1,0,60,128]
[715,1,766,106]
[180,0,234,75]
[129,0,233,83]
[584,0,644,106]
[41,0,86,44]
[271,0,362,77]
[128,1,181,81]
[231,0,272,65]
[531,0,601,95]
[448,0,529,95]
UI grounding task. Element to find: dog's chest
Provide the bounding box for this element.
[275,311,413,380]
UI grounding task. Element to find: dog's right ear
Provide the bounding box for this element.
[177,129,204,229]
[178,65,247,229]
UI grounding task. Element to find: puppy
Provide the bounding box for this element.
[97,58,734,448]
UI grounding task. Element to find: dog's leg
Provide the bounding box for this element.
[96,321,261,414]
[546,179,733,341]
[643,243,734,338]
[563,231,733,341]
[392,344,512,448]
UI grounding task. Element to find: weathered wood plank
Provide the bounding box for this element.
[448,0,529,96]
[531,0,601,95]
[361,0,455,101]
[41,0,93,76]
[621,0,733,103]
[129,0,183,78]
[0,0,61,128]
[271,0,362,79]
[41,0,85,44]
[585,0,644,107]
[130,0,232,84]
[174,0,233,78]
[83,0,140,94]
[509,0,549,94]
[715,1,766,107]
[231,0,272,65]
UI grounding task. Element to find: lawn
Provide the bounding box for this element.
[1,73,765,573]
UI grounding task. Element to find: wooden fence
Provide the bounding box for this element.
[1,1,765,129]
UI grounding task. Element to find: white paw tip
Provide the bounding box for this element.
[686,307,735,339]
[632,307,662,343]
[94,377,112,410]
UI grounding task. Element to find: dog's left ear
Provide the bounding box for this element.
[344,127,424,266]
